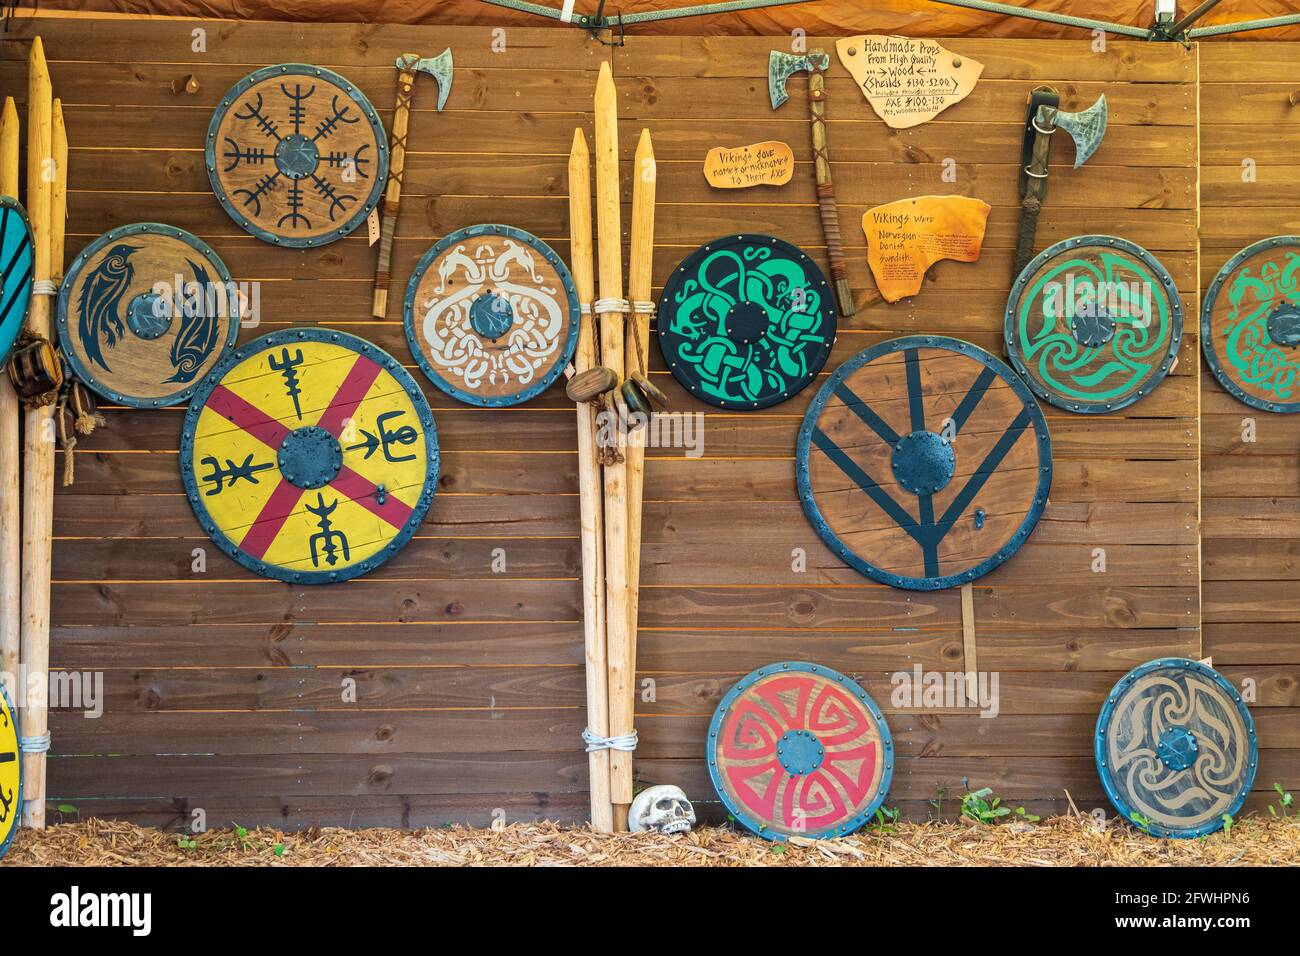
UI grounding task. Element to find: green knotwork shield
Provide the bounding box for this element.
[657,234,837,410]
[1005,236,1182,414]
[1202,237,1300,413]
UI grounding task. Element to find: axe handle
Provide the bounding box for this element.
[1013,120,1054,282]
[808,72,855,317]
[372,67,418,319]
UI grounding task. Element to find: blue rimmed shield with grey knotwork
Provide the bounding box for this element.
[1005,235,1182,414]
[797,335,1052,591]
[58,222,240,407]
[206,64,388,247]
[404,224,580,407]
[0,197,33,368]
[1095,658,1257,839]
[657,234,837,410]
[1202,236,1300,413]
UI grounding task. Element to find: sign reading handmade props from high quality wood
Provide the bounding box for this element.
[708,662,893,841]
[0,197,34,367]
[657,234,837,409]
[206,64,389,247]
[1202,236,1300,412]
[798,336,1051,590]
[182,329,439,584]
[702,141,794,189]
[58,223,239,407]
[1005,236,1182,414]
[835,36,982,129]
[863,195,990,302]
[405,224,580,406]
[0,682,20,861]
[1095,659,1257,839]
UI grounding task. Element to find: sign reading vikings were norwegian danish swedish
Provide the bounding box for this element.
[182,329,439,584]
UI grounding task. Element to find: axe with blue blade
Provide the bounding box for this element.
[372,50,454,319]
[1013,86,1108,282]
[769,49,855,317]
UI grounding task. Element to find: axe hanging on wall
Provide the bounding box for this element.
[372,50,453,319]
[769,49,856,317]
[1013,86,1108,282]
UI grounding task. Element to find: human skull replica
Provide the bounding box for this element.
[629,785,696,835]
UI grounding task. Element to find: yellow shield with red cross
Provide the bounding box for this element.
[181,329,439,583]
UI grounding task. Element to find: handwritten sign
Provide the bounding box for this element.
[836,36,982,129]
[703,141,794,189]
[863,195,991,303]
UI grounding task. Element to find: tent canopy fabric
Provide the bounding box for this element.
[17,0,1300,39]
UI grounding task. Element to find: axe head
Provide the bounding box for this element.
[1041,94,1107,169]
[768,49,831,110]
[397,48,454,111]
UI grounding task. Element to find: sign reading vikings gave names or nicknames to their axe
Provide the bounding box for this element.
[182,329,439,584]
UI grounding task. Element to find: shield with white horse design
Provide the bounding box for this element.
[404,224,580,406]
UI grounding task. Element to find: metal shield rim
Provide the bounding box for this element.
[1200,235,1300,413]
[1093,657,1258,840]
[706,660,895,841]
[180,327,440,584]
[796,334,1053,591]
[1004,234,1183,414]
[656,233,838,410]
[204,62,390,248]
[57,222,240,408]
[403,223,581,407]
[0,196,34,368]
[0,680,21,861]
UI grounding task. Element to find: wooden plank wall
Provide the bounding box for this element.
[1200,43,1300,807]
[0,17,1213,828]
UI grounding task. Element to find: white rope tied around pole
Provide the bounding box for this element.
[594,297,630,314]
[20,733,50,754]
[632,301,656,314]
[582,728,638,752]
[31,279,58,296]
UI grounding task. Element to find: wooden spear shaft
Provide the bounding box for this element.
[21,37,55,829]
[618,128,655,807]
[567,128,613,833]
[594,62,634,829]
[0,97,21,700]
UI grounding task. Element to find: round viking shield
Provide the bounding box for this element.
[206,64,388,247]
[0,197,34,367]
[1005,235,1182,413]
[708,661,893,841]
[1202,236,1300,412]
[0,681,20,861]
[58,223,239,407]
[182,329,439,584]
[1096,658,1257,839]
[405,224,580,406]
[798,335,1052,590]
[658,234,837,409]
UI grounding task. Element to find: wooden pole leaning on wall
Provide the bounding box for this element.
[567,128,613,833]
[618,128,656,817]
[594,62,634,831]
[20,38,56,829]
[0,97,21,702]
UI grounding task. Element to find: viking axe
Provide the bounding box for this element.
[372,50,453,319]
[769,49,855,317]
[1013,87,1107,282]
